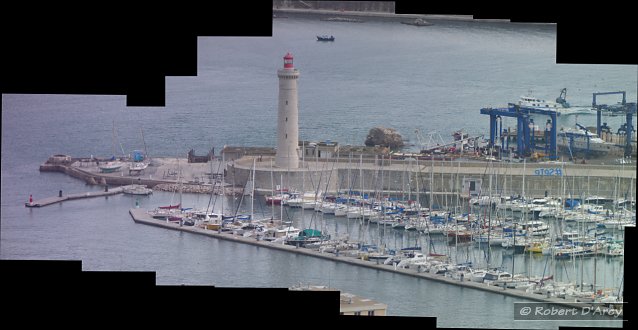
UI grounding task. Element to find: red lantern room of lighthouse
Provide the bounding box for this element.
[283,52,294,69]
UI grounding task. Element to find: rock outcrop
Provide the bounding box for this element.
[364,127,404,150]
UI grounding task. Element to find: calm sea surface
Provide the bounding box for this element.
[3,16,634,328]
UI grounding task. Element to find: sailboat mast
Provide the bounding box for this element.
[429,157,434,217]
[301,156,305,229]
[270,159,275,220]
[178,157,182,209]
[522,158,526,200]
[221,152,225,218]
[346,152,351,238]
[487,160,493,266]
[378,155,384,249]
[402,159,406,201]
[112,120,116,157]
[251,158,256,222]
[414,156,420,251]
[141,127,149,162]
[511,222,516,274]
[359,154,364,244]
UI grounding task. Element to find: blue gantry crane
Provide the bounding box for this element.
[592,91,636,158]
[480,103,559,160]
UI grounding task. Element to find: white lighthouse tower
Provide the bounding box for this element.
[275,52,300,169]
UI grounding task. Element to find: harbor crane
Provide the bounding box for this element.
[480,103,559,160]
[592,91,636,158]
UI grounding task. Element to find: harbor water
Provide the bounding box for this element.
[2,15,635,328]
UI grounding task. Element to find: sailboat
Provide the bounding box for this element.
[99,161,124,173]
[159,157,183,211]
[99,120,124,173]
[158,203,181,210]
[285,228,331,247]
[286,157,331,247]
[126,130,149,172]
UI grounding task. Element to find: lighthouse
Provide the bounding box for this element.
[275,52,300,169]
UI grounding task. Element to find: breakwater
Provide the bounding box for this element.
[228,156,636,200]
[40,155,635,200]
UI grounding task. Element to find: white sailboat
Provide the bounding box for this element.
[128,128,150,174]
[99,120,124,173]
[99,161,124,173]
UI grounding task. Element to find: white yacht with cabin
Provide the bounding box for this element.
[518,88,594,115]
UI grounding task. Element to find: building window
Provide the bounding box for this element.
[286,100,288,105]
[354,312,361,316]
[285,117,288,122]
[367,310,375,316]
[285,134,287,139]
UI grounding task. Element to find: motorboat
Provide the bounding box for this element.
[316,35,335,41]
[122,184,153,195]
[401,18,432,26]
[518,88,595,115]
[558,124,617,155]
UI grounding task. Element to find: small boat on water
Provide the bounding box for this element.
[159,203,181,210]
[265,190,291,205]
[401,18,432,26]
[122,184,153,195]
[285,229,331,247]
[321,17,363,23]
[316,35,335,41]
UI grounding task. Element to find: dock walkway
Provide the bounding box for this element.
[128,208,616,311]
[25,185,135,207]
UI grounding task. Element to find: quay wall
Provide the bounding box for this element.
[39,156,636,200]
[228,157,636,199]
[39,163,172,188]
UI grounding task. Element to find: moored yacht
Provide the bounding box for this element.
[518,89,594,115]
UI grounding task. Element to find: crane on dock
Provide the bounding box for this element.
[480,103,559,160]
[414,129,446,153]
[414,129,483,154]
[555,88,570,108]
[592,91,636,158]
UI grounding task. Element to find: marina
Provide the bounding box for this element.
[128,207,625,312]
[3,6,635,328]
[24,45,634,325]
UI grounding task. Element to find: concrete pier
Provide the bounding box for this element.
[39,156,226,191]
[39,154,635,200]
[25,185,135,207]
[128,207,620,311]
